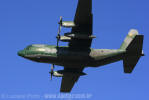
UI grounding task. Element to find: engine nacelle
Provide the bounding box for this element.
[61,21,75,28]
[53,71,63,77]
[64,32,96,39]
[53,70,87,77]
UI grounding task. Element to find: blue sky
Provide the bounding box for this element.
[0,0,148,100]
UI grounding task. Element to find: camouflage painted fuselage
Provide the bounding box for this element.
[18,44,125,68]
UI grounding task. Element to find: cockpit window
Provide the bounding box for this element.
[25,45,32,50]
[25,44,48,50]
[25,44,57,51]
[31,44,46,47]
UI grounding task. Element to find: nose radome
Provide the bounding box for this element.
[17,50,25,57]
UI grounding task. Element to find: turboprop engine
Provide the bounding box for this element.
[52,70,87,77]
[61,21,75,28]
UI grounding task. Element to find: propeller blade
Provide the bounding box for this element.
[50,73,52,80]
[57,16,62,47]
[51,64,54,72]
[58,16,62,34]
[59,16,62,25]
[57,38,59,47]
[58,25,60,34]
[50,64,54,80]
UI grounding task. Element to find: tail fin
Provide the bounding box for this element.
[120,29,144,73]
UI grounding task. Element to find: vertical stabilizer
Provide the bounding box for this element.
[120,29,144,73]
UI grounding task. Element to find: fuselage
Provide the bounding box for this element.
[18,44,126,67]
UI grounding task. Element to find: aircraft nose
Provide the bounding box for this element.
[17,50,25,57]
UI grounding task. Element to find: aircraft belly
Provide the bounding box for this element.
[56,54,90,66]
[89,53,124,67]
[25,53,90,66]
[24,55,58,64]
[88,49,125,67]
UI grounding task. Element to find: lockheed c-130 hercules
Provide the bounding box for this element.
[18,0,144,92]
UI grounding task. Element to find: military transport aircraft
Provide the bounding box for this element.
[18,0,144,92]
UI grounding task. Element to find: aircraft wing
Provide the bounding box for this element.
[69,0,93,49]
[60,67,85,92]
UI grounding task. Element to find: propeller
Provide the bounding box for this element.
[56,16,63,47]
[50,64,54,80]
